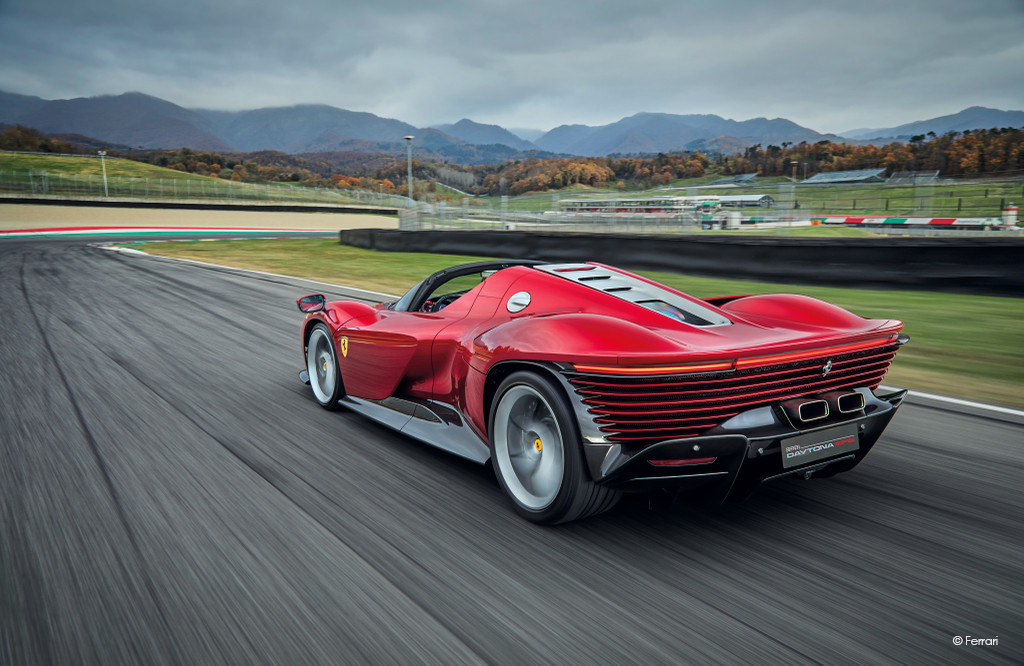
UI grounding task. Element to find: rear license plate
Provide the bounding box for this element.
[782,426,859,469]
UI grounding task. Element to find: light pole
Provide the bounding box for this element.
[404,135,414,205]
[98,150,109,197]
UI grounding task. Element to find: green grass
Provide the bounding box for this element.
[127,239,1024,408]
[0,152,206,180]
[0,151,399,206]
[663,174,727,188]
[127,238,494,295]
[433,183,472,199]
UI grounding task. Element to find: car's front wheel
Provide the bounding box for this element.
[490,371,619,524]
[306,323,342,409]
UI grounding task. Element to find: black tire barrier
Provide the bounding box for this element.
[340,228,1024,296]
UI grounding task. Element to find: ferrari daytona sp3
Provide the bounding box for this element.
[298,260,908,524]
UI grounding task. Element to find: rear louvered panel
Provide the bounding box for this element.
[568,345,898,444]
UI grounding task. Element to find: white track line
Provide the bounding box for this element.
[4,228,335,238]
[104,245,1024,419]
[880,385,1024,418]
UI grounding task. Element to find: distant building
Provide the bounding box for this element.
[708,173,759,186]
[718,194,775,208]
[801,168,887,185]
[885,170,940,185]
[560,196,720,214]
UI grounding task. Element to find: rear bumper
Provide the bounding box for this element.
[589,387,906,500]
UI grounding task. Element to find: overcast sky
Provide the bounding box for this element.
[1,0,1022,134]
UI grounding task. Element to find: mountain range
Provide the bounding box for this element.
[1,90,1020,162]
[533,112,840,155]
[840,106,1024,141]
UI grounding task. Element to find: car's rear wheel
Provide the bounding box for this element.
[306,323,342,409]
[490,371,620,524]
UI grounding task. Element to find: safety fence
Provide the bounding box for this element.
[399,202,1021,236]
[481,178,1024,220]
[400,200,706,233]
[0,169,412,209]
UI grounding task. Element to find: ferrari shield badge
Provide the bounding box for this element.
[340,337,349,357]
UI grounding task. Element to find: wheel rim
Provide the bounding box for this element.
[493,385,564,510]
[307,328,336,403]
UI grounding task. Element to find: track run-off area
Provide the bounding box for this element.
[1,226,1021,662]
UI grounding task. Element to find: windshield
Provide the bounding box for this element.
[391,279,424,311]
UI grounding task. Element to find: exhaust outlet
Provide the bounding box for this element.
[838,392,865,413]
[781,398,829,423]
[798,399,830,421]
[823,390,866,414]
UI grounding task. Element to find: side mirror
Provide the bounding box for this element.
[297,294,326,313]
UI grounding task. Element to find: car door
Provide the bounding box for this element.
[337,272,487,401]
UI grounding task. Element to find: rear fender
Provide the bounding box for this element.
[470,313,684,372]
[721,293,875,329]
[480,360,611,482]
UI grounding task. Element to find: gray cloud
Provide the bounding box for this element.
[1,0,1021,134]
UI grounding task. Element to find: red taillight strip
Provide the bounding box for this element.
[649,457,717,466]
[734,337,895,370]
[572,361,734,376]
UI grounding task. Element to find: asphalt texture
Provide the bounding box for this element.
[1,238,1021,664]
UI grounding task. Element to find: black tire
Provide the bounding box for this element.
[305,323,343,410]
[489,371,620,524]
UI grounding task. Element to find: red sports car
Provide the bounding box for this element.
[298,260,908,524]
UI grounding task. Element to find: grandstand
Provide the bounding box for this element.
[801,168,886,185]
[561,196,720,214]
[708,173,758,186]
[718,194,775,207]
[886,170,940,185]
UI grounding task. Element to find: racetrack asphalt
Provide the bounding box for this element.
[1,237,1021,664]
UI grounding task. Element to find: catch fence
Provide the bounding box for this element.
[400,199,707,233]
[0,169,411,209]
[476,178,1024,220]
